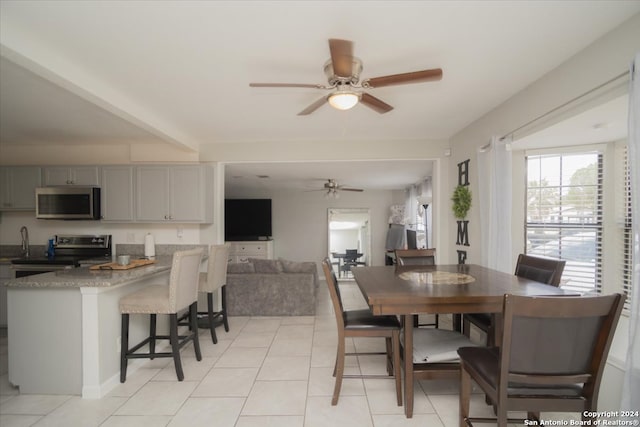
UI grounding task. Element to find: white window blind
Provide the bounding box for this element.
[525,152,603,294]
[618,144,633,311]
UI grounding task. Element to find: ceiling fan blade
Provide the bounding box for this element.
[340,188,364,192]
[360,93,394,114]
[250,83,325,89]
[329,38,354,78]
[297,97,327,116]
[364,68,443,88]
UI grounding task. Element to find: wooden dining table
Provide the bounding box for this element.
[352,264,576,418]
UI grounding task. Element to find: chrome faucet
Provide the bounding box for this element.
[20,226,30,258]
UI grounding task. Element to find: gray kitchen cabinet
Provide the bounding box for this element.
[135,165,212,223]
[43,166,99,186]
[0,166,42,210]
[100,166,135,221]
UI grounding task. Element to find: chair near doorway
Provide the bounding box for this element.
[458,293,624,427]
[395,248,439,328]
[340,249,363,278]
[119,248,204,382]
[463,253,566,346]
[321,258,402,406]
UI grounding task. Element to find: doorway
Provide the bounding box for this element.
[328,208,371,280]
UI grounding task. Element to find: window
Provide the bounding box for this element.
[525,152,603,294]
[618,144,633,310]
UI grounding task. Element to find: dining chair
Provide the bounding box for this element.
[463,253,566,345]
[321,257,402,406]
[395,248,439,328]
[458,293,624,427]
[119,247,204,382]
[194,244,230,344]
[340,249,361,278]
[395,248,436,266]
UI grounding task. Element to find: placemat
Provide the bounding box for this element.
[397,270,475,285]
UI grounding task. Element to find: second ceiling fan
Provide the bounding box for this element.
[249,38,443,115]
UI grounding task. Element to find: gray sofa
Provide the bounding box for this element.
[226,258,319,316]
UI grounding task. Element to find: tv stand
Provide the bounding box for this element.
[227,240,274,263]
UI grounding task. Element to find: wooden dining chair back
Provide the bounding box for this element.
[514,253,566,286]
[395,248,439,328]
[463,253,566,345]
[458,293,624,427]
[321,257,402,406]
[394,248,436,266]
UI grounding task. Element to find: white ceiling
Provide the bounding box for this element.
[0,1,637,191]
[225,159,434,193]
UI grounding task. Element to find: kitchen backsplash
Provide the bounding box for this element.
[0,245,46,258]
[115,244,209,257]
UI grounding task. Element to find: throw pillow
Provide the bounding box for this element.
[227,262,255,274]
[248,258,283,273]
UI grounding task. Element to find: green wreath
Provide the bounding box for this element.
[451,185,472,219]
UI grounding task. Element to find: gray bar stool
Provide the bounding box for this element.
[119,247,204,382]
[197,244,230,344]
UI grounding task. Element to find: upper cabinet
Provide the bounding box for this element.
[0,167,42,211]
[43,166,99,186]
[136,165,212,223]
[101,166,135,222]
[0,164,213,223]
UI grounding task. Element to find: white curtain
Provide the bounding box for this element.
[622,52,639,413]
[477,136,513,273]
[404,185,418,227]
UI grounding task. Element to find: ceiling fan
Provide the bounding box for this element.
[308,179,364,198]
[249,38,443,115]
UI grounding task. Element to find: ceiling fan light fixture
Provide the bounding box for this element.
[324,188,340,199]
[328,91,359,110]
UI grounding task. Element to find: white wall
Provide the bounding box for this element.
[329,229,360,254]
[447,14,639,411]
[0,211,203,253]
[448,13,640,266]
[226,186,398,267]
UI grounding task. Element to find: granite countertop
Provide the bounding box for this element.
[3,256,174,289]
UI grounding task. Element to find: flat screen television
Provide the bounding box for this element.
[406,229,417,250]
[224,199,272,241]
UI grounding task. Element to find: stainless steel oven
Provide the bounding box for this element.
[11,234,112,278]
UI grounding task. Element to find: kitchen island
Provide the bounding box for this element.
[4,258,174,398]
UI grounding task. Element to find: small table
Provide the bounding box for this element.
[352,264,576,418]
[331,252,363,277]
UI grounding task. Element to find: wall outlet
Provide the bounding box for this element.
[177,226,184,238]
[116,336,121,353]
[126,233,135,243]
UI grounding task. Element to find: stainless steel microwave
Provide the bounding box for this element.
[35,187,101,220]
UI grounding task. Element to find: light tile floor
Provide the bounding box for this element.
[0,281,582,427]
